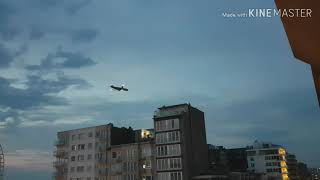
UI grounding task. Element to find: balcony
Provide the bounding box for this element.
[97,145,107,152]
[53,161,67,168]
[52,172,66,180]
[54,140,67,147]
[53,150,68,158]
[97,158,107,165]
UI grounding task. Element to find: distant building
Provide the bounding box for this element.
[246,141,289,180]
[207,145,229,174]
[207,145,249,178]
[227,148,248,173]
[286,153,298,179]
[154,104,208,180]
[296,162,312,180]
[310,168,320,180]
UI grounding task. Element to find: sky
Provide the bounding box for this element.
[0,0,319,179]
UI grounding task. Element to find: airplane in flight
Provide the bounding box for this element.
[110,85,128,91]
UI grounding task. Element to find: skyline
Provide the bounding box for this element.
[0,0,319,179]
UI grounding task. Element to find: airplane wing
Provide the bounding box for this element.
[122,87,129,91]
[110,85,121,91]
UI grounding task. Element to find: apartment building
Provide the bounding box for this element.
[53,123,135,180]
[108,140,154,180]
[54,103,209,180]
[153,104,208,180]
[246,141,289,180]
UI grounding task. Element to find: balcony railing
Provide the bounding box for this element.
[97,158,107,164]
[52,172,67,179]
[54,140,67,146]
[53,161,67,167]
[97,145,107,152]
[53,150,68,158]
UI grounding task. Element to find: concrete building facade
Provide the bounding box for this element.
[246,141,289,180]
[54,124,135,180]
[153,104,208,180]
[54,103,209,180]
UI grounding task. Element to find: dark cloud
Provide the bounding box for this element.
[27,48,97,70]
[0,74,89,111]
[29,28,45,40]
[30,0,63,9]
[66,0,92,15]
[0,76,66,110]
[0,1,21,40]
[71,29,98,43]
[0,43,14,68]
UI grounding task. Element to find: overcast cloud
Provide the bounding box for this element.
[0,0,319,179]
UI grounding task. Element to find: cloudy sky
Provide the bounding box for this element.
[0,0,319,179]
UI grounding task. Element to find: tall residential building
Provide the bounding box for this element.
[153,104,208,180]
[53,123,135,180]
[246,141,289,180]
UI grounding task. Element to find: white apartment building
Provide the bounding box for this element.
[54,124,114,180]
[246,141,289,180]
[54,124,154,180]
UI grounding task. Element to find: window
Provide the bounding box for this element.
[71,135,76,141]
[71,156,76,161]
[251,163,255,167]
[126,149,137,160]
[143,160,152,169]
[88,132,93,137]
[112,152,117,158]
[70,167,75,173]
[78,155,84,161]
[71,145,77,151]
[96,132,100,138]
[78,133,84,140]
[157,144,181,157]
[156,131,180,144]
[87,154,92,160]
[77,166,85,172]
[143,176,152,180]
[87,166,92,172]
[155,119,179,132]
[170,172,182,180]
[158,172,182,180]
[78,144,85,150]
[157,158,182,171]
[141,146,152,157]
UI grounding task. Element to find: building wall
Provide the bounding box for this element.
[246,142,289,180]
[154,104,208,180]
[108,142,155,180]
[67,126,97,180]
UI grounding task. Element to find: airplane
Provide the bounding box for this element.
[110,85,128,91]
